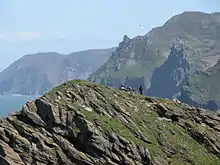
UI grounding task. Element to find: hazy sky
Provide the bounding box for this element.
[0,0,219,70]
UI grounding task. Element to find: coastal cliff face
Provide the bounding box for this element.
[0,48,114,95]
[89,12,220,92]
[0,80,220,165]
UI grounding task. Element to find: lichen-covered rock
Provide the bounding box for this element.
[0,80,220,164]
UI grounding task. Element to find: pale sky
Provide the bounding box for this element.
[0,0,219,71]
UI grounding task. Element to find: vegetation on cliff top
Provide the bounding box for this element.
[0,80,220,164]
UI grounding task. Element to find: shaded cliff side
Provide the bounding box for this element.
[147,44,190,98]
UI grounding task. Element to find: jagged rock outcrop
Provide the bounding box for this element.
[0,80,220,164]
[88,34,166,91]
[147,44,190,98]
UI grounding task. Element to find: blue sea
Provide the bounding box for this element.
[0,95,39,118]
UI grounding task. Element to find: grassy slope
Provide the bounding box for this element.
[45,80,220,165]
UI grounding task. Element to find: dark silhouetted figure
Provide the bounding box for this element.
[139,85,143,95]
[170,114,179,123]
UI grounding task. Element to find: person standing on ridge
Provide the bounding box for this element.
[139,85,143,95]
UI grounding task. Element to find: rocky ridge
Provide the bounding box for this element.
[0,80,220,164]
